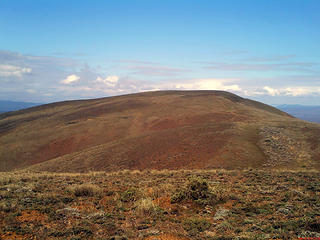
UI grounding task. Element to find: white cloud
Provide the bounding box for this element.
[96,75,119,87]
[243,90,266,96]
[263,86,279,96]
[61,77,241,97]
[2,50,320,104]
[58,86,94,92]
[0,64,32,77]
[60,74,80,84]
[284,87,320,96]
[168,78,241,92]
[244,86,320,97]
[26,89,36,94]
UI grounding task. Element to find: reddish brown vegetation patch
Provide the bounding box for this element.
[17,210,47,223]
[0,232,32,240]
[153,196,173,211]
[71,201,97,213]
[144,234,190,240]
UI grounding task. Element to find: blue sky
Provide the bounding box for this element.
[0,0,319,104]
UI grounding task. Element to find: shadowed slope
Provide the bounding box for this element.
[0,90,319,172]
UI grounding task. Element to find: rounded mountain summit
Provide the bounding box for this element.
[0,90,319,172]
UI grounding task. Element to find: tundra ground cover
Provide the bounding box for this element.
[0,169,319,239]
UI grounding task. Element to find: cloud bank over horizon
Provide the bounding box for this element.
[0,50,319,105]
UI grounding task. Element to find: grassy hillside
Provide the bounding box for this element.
[0,90,319,172]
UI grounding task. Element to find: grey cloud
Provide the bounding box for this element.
[239,74,320,87]
[52,51,88,57]
[1,50,320,104]
[115,59,156,65]
[128,65,191,77]
[0,50,78,68]
[244,55,297,62]
[0,50,83,101]
[0,64,32,78]
[204,62,318,73]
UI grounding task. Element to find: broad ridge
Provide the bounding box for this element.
[0,90,319,172]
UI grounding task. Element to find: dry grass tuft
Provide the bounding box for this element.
[135,197,156,215]
[70,184,102,197]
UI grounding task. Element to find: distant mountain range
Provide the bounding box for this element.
[0,100,42,113]
[277,105,320,123]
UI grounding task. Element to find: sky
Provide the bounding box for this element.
[0,0,319,105]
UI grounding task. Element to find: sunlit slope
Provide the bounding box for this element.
[0,90,319,172]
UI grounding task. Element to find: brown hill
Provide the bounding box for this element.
[0,90,319,172]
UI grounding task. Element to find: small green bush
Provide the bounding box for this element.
[183,217,211,235]
[121,189,136,202]
[187,177,209,200]
[171,177,217,206]
[171,189,187,203]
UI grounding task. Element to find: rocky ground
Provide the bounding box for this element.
[259,126,311,168]
[0,169,319,239]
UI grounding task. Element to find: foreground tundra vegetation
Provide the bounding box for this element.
[0,169,319,239]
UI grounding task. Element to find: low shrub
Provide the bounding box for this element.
[71,184,102,197]
[120,189,137,202]
[188,177,210,200]
[135,197,156,215]
[183,217,211,236]
[171,189,187,203]
[171,177,217,206]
